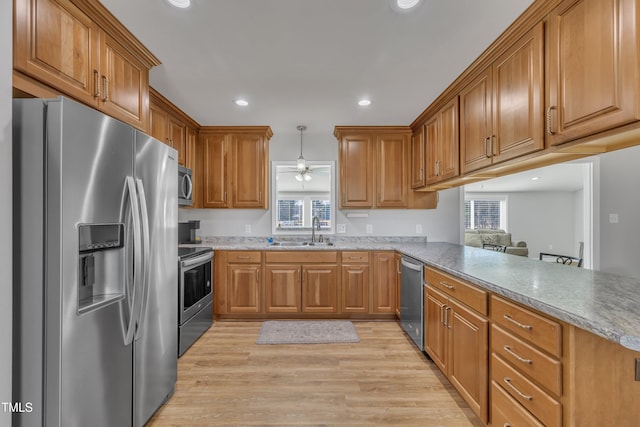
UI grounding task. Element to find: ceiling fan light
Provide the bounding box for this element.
[396,0,420,9]
[297,155,306,172]
[295,174,303,182]
[167,0,190,8]
[304,174,312,182]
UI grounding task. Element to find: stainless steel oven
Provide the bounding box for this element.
[178,247,213,356]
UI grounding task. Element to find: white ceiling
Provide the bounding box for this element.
[100,0,534,136]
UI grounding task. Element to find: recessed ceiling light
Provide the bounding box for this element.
[396,0,420,10]
[532,176,540,181]
[167,0,190,8]
[358,99,371,107]
[234,99,249,107]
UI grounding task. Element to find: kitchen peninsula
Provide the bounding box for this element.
[199,239,640,426]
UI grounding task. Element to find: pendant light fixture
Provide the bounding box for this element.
[295,125,312,182]
[296,125,307,173]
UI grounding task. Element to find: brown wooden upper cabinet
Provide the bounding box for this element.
[424,97,460,185]
[410,125,426,189]
[460,22,544,174]
[547,0,640,146]
[200,127,273,209]
[13,0,157,131]
[334,127,428,209]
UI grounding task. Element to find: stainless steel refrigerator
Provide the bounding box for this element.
[13,97,178,427]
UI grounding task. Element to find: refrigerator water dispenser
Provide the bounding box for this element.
[78,223,126,314]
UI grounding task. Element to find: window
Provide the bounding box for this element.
[464,196,507,230]
[311,199,331,229]
[276,199,303,228]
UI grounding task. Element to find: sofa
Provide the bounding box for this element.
[464,229,529,257]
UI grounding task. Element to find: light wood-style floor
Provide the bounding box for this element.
[147,321,484,426]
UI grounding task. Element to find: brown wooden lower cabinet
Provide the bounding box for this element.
[371,251,397,313]
[225,263,261,313]
[341,264,369,313]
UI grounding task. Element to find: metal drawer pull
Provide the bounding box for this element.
[349,256,363,260]
[504,345,532,364]
[503,377,533,401]
[236,256,251,260]
[504,423,512,427]
[439,281,454,290]
[503,314,533,330]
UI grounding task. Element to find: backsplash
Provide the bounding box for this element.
[199,235,428,244]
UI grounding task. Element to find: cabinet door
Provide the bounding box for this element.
[168,115,187,166]
[424,286,448,373]
[437,98,460,181]
[14,0,100,106]
[424,114,440,184]
[302,265,338,313]
[411,125,426,189]
[371,252,396,314]
[186,126,201,208]
[226,264,261,313]
[492,23,544,164]
[265,265,301,313]
[201,133,229,208]
[395,253,402,318]
[339,135,374,208]
[460,67,493,174]
[233,134,267,208]
[548,0,640,145]
[341,265,369,313]
[149,102,168,143]
[448,299,489,424]
[99,31,149,130]
[376,134,409,207]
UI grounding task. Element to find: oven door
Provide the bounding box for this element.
[179,251,213,325]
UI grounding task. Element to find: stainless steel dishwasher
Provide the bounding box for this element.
[400,256,424,350]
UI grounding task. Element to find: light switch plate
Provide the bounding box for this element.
[366,224,373,234]
[244,224,252,233]
[416,224,423,234]
[337,224,346,234]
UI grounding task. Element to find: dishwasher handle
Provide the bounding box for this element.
[401,258,423,272]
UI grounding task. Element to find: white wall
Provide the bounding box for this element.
[180,131,461,243]
[1,0,12,421]
[599,145,640,278]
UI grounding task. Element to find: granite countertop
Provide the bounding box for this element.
[184,238,640,351]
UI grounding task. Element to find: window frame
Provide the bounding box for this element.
[464,194,508,231]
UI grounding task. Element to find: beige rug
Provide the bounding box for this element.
[256,320,360,344]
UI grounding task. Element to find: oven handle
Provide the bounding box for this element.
[181,251,213,269]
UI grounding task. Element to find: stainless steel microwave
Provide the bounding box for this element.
[178,165,193,206]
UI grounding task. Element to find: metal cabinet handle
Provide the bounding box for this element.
[93,70,100,98]
[256,269,260,282]
[504,423,512,427]
[440,305,445,325]
[439,281,454,290]
[484,136,491,158]
[236,256,251,260]
[349,256,363,260]
[503,314,533,330]
[101,76,109,102]
[443,306,451,328]
[503,377,533,400]
[504,345,533,364]
[547,106,556,135]
[490,135,496,156]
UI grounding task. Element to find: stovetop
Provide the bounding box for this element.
[178,246,212,260]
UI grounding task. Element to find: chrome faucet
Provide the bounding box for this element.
[311,216,321,244]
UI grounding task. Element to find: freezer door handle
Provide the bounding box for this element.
[134,178,151,341]
[124,176,143,346]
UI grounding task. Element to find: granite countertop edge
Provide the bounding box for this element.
[183,240,640,351]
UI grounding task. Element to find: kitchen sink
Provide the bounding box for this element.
[270,241,309,247]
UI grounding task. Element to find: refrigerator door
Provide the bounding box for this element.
[23,98,135,427]
[133,131,178,426]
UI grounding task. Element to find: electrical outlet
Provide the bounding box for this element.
[337,224,346,234]
[609,213,619,223]
[244,224,252,233]
[366,224,373,234]
[416,224,423,234]
[548,244,553,250]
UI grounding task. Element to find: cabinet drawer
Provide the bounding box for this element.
[425,268,487,315]
[227,251,262,263]
[265,251,338,264]
[341,251,369,264]
[491,296,562,357]
[491,380,545,427]
[491,354,562,427]
[492,324,562,396]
